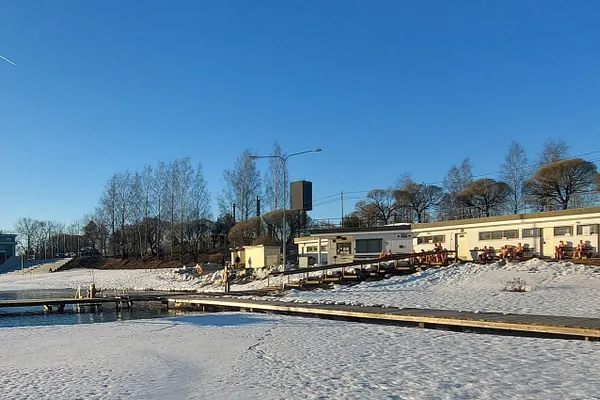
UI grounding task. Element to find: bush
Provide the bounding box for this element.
[504,277,529,292]
[208,253,223,264]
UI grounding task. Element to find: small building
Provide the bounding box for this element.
[305,224,413,265]
[294,236,329,266]
[230,245,281,268]
[0,234,17,265]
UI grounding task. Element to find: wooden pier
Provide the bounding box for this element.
[4,291,600,341]
[167,296,600,341]
[0,294,172,313]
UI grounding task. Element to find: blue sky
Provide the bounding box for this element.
[1,0,600,230]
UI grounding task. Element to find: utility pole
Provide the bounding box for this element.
[341,191,344,227]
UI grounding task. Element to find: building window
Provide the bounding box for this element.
[577,224,599,235]
[479,230,516,240]
[416,235,444,244]
[355,239,383,253]
[522,228,540,238]
[306,246,317,253]
[399,233,411,238]
[492,231,503,240]
[554,226,573,236]
[479,232,492,241]
[336,242,351,255]
[416,236,431,245]
[432,235,445,243]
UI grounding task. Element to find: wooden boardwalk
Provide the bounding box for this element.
[4,293,600,341]
[168,296,600,341]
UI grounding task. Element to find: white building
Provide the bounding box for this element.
[297,207,600,264]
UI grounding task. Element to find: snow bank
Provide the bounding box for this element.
[278,259,600,317]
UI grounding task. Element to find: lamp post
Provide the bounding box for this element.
[250,148,322,271]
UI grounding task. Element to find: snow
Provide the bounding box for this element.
[2,313,600,400]
[1,259,600,398]
[279,259,600,317]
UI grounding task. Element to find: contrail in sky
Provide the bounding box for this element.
[0,54,18,67]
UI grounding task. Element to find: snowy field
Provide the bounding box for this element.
[1,313,600,400]
[2,259,600,399]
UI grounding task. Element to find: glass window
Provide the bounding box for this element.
[417,236,432,245]
[433,235,445,243]
[336,242,351,255]
[491,231,503,240]
[554,226,573,236]
[479,232,492,241]
[503,230,518,239]
[522,228,540,238]
[577,224,599,235]
[355,239,383,253]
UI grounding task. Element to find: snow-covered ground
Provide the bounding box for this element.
[2,259,599,317]
[2,259,600,399]
[1,312,600,400]
[279,259,600,318]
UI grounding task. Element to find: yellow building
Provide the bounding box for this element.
[230,245,280,268]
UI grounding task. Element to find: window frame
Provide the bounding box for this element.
[355,238,383,254]
[554,226,573,236]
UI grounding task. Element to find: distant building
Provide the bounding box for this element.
[0,234,17,265]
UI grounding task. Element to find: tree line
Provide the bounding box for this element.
[9,139,600,262]
[344,140,600,228]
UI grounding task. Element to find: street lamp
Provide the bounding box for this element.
[250,148,322,271]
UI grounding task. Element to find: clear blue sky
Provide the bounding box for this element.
[2,0,600,230]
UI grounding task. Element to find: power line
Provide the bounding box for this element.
[321,150,600,197]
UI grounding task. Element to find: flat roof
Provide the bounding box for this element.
[310,225,411,236]
[413,206,600,230]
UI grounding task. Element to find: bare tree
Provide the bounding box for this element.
[539,139,570,166]
[154,161,169,259]
[14,217,37,259]
[219,149,262,221]
[115,171,133,258]
[360,189,400,224]
[190,163,211,221]
[441,159,474,220]
[395,180,444,223]
[263,142,287,211]
[353,200,379,227]
[524,158,598,210]
[458,178,511,217]
[166,160,180,260]
[99,175,118,257]
[501,141,529,214]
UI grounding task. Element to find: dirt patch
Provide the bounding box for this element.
[61,257,185,270]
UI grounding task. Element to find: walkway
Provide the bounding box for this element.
[168,296,600,341]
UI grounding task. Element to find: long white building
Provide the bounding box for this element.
[297,207,600,264]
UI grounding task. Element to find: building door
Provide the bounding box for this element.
[455,233,468,261]
[542,228,554,257]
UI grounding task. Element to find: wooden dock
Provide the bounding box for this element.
[5,292,600,341]
[168,296,600,341]
[0,294,172,312]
